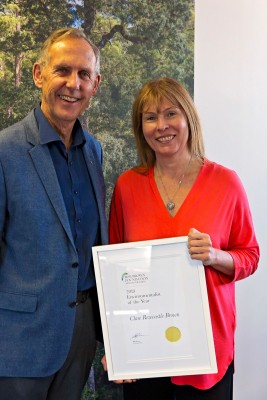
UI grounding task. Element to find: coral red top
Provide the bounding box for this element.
[109,160,259,389]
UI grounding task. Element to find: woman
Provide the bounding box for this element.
[108,77,259,400]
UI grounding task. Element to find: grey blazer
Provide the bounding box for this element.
[0,110,108,377]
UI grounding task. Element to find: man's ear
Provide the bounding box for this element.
[92,74,101,96]
[32,63,43,89]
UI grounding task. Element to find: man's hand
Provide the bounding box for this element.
[101,355,137,384]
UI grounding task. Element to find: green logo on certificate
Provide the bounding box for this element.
[165,326,182,342]
[121,272,128,281]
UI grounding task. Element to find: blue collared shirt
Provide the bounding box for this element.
[34,106,100,290]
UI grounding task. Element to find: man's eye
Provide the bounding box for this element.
[57,67,68,74]
[80,71,90,80]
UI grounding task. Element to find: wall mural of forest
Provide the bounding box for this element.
[0,1,194,398]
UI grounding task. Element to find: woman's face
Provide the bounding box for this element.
[142,98,189,161]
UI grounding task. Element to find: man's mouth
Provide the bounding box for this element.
[59,95,79,103]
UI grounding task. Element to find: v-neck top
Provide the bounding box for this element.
[109,159,259,389]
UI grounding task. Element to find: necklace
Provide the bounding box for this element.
[156,156,192,212]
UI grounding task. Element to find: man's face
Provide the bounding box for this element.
[33,37,101,133]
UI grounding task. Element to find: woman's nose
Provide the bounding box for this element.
[157,115,169,130]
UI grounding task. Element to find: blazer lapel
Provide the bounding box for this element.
[82,143,108,244]
[24,110,107,247]
[29,144,75,249]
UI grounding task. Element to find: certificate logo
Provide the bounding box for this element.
[121,271,149,285]
[121,272,128,281]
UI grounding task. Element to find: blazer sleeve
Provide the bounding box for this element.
[0,161,7,242]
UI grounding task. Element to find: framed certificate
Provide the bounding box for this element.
[92,236,217,380]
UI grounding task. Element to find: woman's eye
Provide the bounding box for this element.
[167,111,176,118]
[143,114,156,122]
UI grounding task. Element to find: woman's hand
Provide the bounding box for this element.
[101,355,107,371]
[188,228,234,277]
[101,355,137,384]
[188,228,215,266]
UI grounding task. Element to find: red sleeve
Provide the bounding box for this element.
[226,173,259,281]
[109,181,124,244]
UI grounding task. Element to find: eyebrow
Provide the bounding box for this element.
[53,63,91,72]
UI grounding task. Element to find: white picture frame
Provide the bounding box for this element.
[92,236,217,381]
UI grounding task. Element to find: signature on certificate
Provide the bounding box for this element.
[130,332,148,344]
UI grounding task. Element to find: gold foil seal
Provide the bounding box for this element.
[165,326,182,342]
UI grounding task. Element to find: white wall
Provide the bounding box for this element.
[194,1,267,399]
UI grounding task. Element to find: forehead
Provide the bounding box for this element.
[143,97,176,113]
[48,38,96,67]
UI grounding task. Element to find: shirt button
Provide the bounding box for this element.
[74,190,78,195]
[72,262,79,268]
[77,219,81,223]
[69,301,78,308]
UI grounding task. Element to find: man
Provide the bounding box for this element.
[0,28,108,400]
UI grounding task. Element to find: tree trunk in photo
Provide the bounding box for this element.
[14,1,22,88]
[15,53,23,88]
[82,0,96,36]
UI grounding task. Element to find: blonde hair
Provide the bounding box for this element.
[37,27,100,74]
[132,77,204,171]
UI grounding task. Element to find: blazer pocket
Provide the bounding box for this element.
[0,291,37,313]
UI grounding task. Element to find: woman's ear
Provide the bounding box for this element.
[32,63,43,89]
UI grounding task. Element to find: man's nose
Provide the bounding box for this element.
[66,72,80,90]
